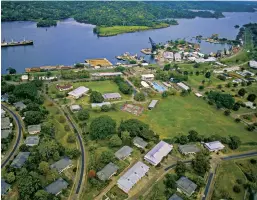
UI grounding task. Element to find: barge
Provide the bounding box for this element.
[1,39,33,47]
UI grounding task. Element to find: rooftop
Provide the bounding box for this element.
[144,140,173,166]
[1,179,11,195]
[169,193,183,200]
[97,162,119,181]
[27,124,41,133]
[1,117,11,129]
[148,100,158,109]
[141,74,154,78]
[177,82,190,91]
[25,136,40,146]
[11,152,30,168]
[103,93,121,100]
[13,101,27,110]
[115,146,133,160]
[204,141,225,151]
[56,84,73,90]
[249,60,257,69]
[68,86,89,97]
[70,105,81,111]
[91,102,111,108]
[51,157,72,173]
[133,137,148,149]
[1,130,11,139]
[117,161,149,193]
[45,178,68,195]
[176,176,197,196]
[178,144,200,154]
[91,72,122,77]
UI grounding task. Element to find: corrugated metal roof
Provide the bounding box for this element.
[176,176,197,196]
[51,157,72,173]
[148,100,158,108]
[25,136,40,146]
[45,178,68,195]
[68,86,89,97]
[103,93,121,100]
[97,162,119,181]
[115,146,133,160]
[11,152,30,168]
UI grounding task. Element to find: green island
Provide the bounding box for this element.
[2,1,257,35]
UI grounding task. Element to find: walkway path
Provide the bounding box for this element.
[1,104,23,168]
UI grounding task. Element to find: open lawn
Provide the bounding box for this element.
[186,74,226,89]
[220,50,249,65]
[89,94,257,144]
[212,160,246,200]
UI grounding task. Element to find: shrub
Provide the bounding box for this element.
[64,125,71,131]
[233,185,241,193]
[67,135,76,143]
[134,92,145,102]
[101,105,110,112]
[236,179,243,184]
[59,116,66,123]
[235,118,241,123]
[224,110,231,116]
[250,159,257,164]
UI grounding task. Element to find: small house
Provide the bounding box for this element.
[56,84,73,92]
[117,161,149,193]
[102,93,121,100]
[245,101,256,109]
[50,157,72,173]
[174,53,182,62]
[1,94,9,102]
[11,152,30,168]
[68,86,89,99]
[204,141,225,152]
[45,178,68,196]
[148,100,158,110]
[70,105,82,112]
[168,193,183,200]
[178,144,200,155]
[14,101,27,111]
[1,179,11,195]
[141,74,154,81]
[115,146,133,160]
[27,124,41,134]
[195,93,202,98]
[21,75,29,81]
[25,136,40,146]
[1,117,12,130]
[97,162,119,181]
[1,130,11,139]
[176,176,197,197]
[1,109,6,117]
[144,141,173,166]
[141,81,150,88]
[133,137,148,149]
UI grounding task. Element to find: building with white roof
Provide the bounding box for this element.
[249,60,257,69]
[70,105,82,112]
[195,93,203,97]
[177,82,190,91]
[25,136,40,146]
[163,52,174,60]
[174,53,182,62]
[21,75,29,81]
[102,93,121,100]
[245,101,256,109]
[91,102,111,108]
[213,66,240,74]
[68,86,89,99]
[141,74,154,81]
[148,100,158,110]
[117,161,149,193]
[91,72,122,77]
[144,141,173,166]
[141,81,150,88]
[204,141,225,152]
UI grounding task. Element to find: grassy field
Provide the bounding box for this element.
[88,94,257,143]
[96,23,169,36]
[212,160,246,200]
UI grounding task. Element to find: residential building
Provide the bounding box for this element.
[115,146,133,160]
[174,53,182,62]
[236,70,255,77]
[177,82,190,91]
[11,152,30,168]
[133,137,148,149]
[70,105,82,112]
[68,86,89,99]
[176,176,197,197]
[25,136,40,146]
[1,130,11,139]
[141,81,150,88]
[178,144,200,155]
[56,84,73,91]
[163,51,174,60]
[1,179,11,195]
[169,193,183,200]
[102,93,121,100]
[1,117,12,130]
[195,93,203,98]
[91,72,122,77]
[249,60,257,69]
[204,141,225,152]
[97,162,119,181]
[50,157,72,173]
[91,102,111,108]
[148,100,158,110]
[27,124,41,134]
[144,141,173,166]
[45,178,68,196]
[1,109,6,117]
[13,101,27,110]
[141,74,154,81]
[21,74,29,81]
[117,161,149,193]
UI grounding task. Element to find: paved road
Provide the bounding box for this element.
[221,151,257,161]
[202,173,214,200]
[1,104,22,168]
[63,111,85,195]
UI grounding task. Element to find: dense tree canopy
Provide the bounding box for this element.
[90,91,104,103]
[208,91,235,109]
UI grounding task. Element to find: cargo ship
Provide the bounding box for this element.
[1,39,33,47]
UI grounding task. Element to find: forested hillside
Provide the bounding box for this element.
[2,1,257,27]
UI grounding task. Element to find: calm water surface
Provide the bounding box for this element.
[1,12,257,74]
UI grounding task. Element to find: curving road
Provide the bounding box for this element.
[1,104,22,168]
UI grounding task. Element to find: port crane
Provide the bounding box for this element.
[149,37,157,52]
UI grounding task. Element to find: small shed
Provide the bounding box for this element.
[25,136,40,146]
[115,146,133,160]
[148,100,158,110]
[133,137,148,149]
[97,162,119,181]
[70,105,82,112]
